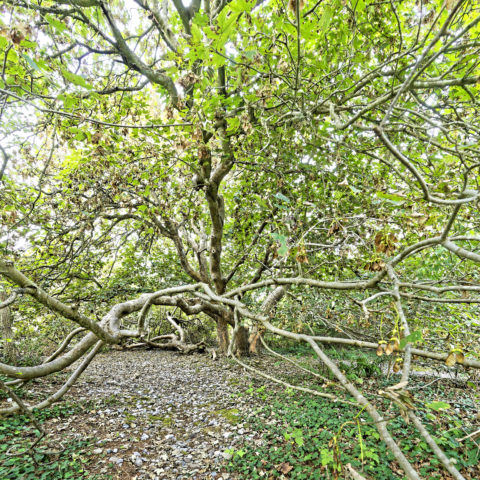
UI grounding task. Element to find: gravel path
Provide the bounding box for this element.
[62,350,260,480]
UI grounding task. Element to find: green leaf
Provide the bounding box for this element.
[399,330,422,349]
[61,67,92,90]
[192,12,209,26]
[227,117,240,132]
[254,195,268,209]
[45,15,67,33]
[352,0,366,13]
[426,401,451,412]
[230,0,255,13]
[272,232,289,256]
[20,39,37,49]
[319,6,333,32]
[274,192,290,203]
[74,131,86,141]
[294,435,304,447]
[22,53,39,71]
[376,191,405,205]
[191,23,202,44]
[321,448,334,466]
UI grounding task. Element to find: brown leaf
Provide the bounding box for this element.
[374,232,397,255]
[364,260,386,271]
[295,246,309,264]
[328,222,341,236]
[10,28,25,44]
[374,233,385,253]
[288,0,305,13]
[91,131,103,144]
[275,462,293,475]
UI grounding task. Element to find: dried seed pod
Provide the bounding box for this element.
[455,352,464,364]
[445,352,456,367]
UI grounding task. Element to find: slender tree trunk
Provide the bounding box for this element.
[216,315,230,354]
[248,326,264,354]
[0,292,17,364]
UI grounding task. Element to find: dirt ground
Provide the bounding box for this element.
[37,350,264,480]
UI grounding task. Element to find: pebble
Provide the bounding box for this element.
[68,350,271,479]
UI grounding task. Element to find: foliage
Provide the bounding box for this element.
[1,0,480,477]
[227,377,480,479]
[0,403,109,480]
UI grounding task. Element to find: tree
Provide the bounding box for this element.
[0,291,17,363]
[1,0,480,478]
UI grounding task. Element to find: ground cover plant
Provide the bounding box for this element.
[0,402,109,480]
[1,0,480,478]
[227,353,480,479]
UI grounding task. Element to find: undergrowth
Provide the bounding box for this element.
[0,402,110,480]
[226,360,479,480]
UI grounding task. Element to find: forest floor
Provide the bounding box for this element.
[1,348,479,480]
[9,349,292,480]
[39,349,266,480]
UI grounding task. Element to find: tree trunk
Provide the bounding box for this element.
[216,315,230,354]
[0,292,17,364]
[234,326,249,356]
[248,326,265,355]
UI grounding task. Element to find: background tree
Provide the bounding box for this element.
[0,291,17,364]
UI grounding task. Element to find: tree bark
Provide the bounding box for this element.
[0,292,17,364]
[216,315,230,354]
[248,326,264,354]
[234,325,249,356]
